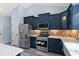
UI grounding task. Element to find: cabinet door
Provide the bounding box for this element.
[30,37,36,48]
[49,14,61,29]
[48,38,59,52]
[24,16,34,24]
[61,12,68,29]
[32,17,38,30]
[38,13,50,23]
[49,15,55,29]
[48,38,64,55]
[60,4,72,30]
[72,4,79,29]
[67,4,72,29]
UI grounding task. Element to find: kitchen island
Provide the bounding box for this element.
[0,43,23,56]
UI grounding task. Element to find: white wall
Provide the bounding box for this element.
[3,16,11,43]
[10,5,25,46]
[0,17,3,43]
[0,16,11,43]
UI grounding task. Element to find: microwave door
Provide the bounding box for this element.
[38,23,48,29]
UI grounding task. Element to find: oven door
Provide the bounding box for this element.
[36,40,47,47]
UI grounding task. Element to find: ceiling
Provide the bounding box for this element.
[0,3,70,16]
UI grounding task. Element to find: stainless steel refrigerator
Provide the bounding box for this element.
[19,24,30,49]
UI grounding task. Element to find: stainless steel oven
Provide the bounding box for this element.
[36,37,48,52]
[37,40,47,47]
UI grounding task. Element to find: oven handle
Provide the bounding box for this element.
[36,42,41,44]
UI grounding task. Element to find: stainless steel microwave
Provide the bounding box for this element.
[38,23,49,29]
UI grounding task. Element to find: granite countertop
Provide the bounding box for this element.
[48,35,79,56]
[48,35,79,43]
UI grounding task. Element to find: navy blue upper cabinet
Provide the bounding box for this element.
[32,17,39,30]
[24,16,38,30]
[70,4,79,29]
[67,4,72,29]
[60,11,68,29]
[72,4,79,29]
[24,16,34,24]
[38,13,50,23]
[60,4,72,30]
[49,14,61,29]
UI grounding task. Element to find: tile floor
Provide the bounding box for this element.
[5,43,61,56]
[21,48,61,56]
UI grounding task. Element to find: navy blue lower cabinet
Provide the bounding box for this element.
[30,37,36,48]
[48,38,65,56]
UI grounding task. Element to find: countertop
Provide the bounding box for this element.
[48,35,79,56]
[30,35,38,37]
[0,43,23,56]
[48,35,79,43]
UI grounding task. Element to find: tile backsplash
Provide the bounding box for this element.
[30,30,78,39]
[49,30,78,38]
[30,30,41,36]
